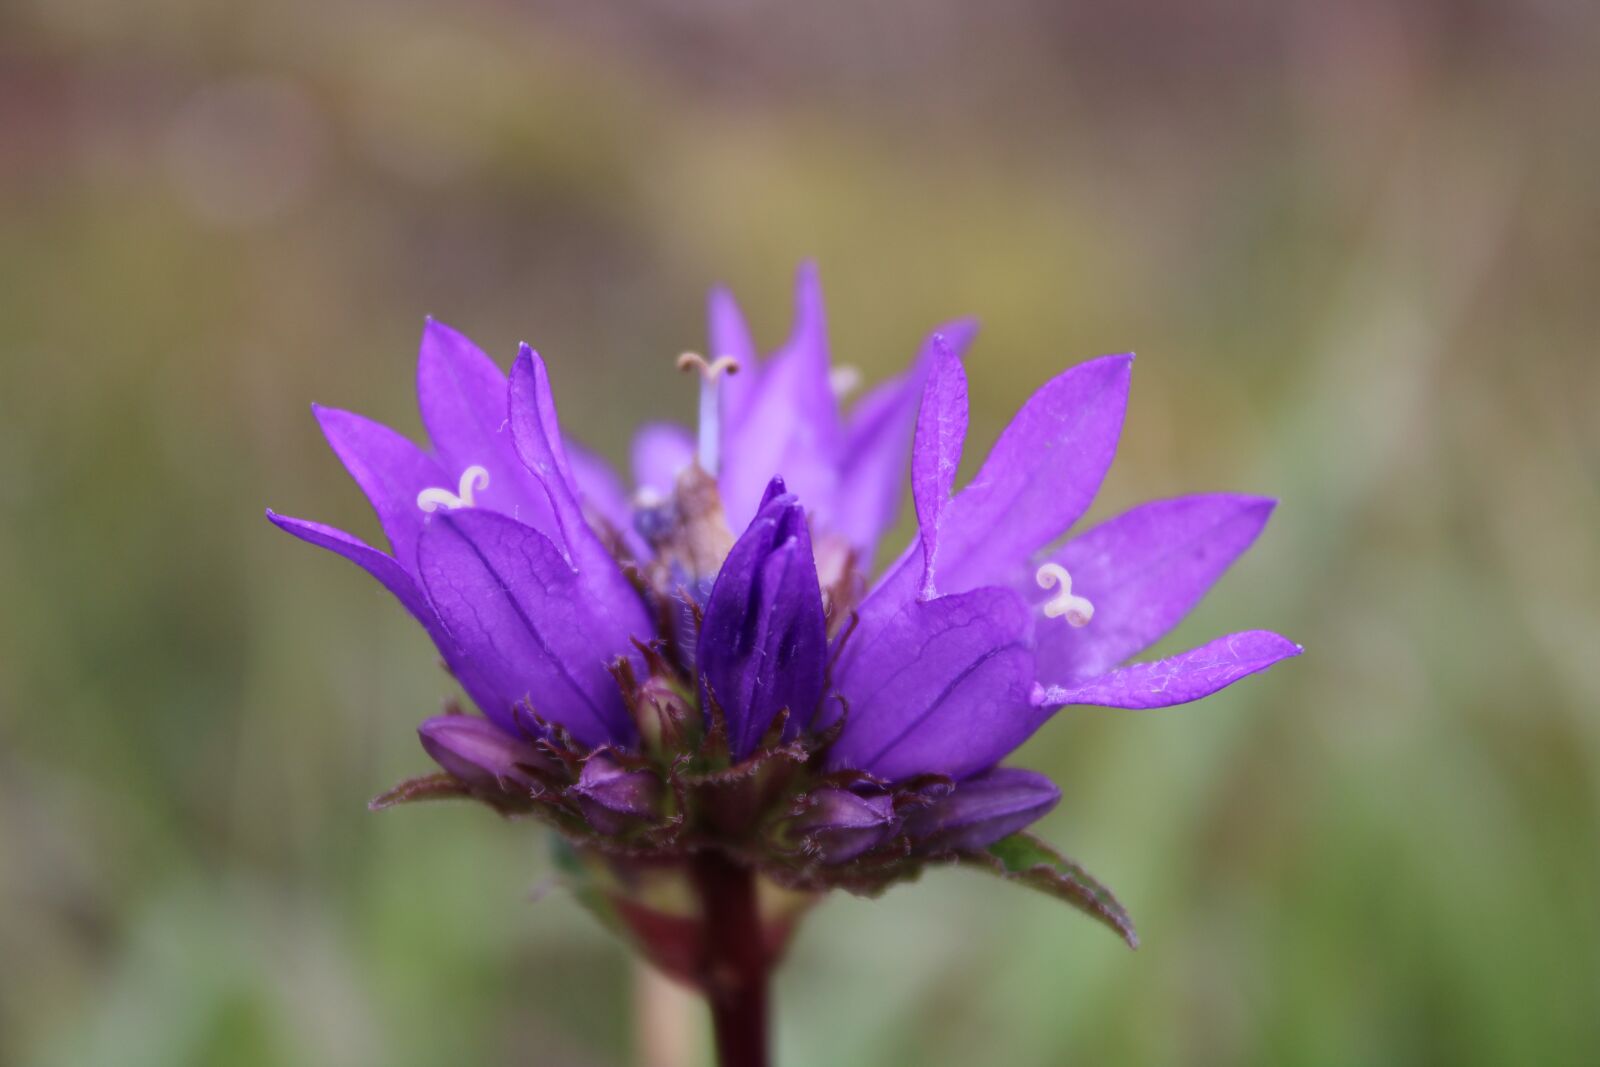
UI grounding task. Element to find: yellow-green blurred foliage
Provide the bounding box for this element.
[2,2,1597,1065]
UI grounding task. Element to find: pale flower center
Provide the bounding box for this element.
[417,465,490,512]
[1035,562,1094,627]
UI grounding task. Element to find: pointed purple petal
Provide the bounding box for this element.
[911,335,971,599]
[936,354,1133,595]
[418,715,548,792]
[266,511,506,725]
[1034,630,1302,710]
[415,319,559,535]
[697,482,828,759]
[793,789,898,864]
[820,321,978,556]
[828,586,1037,781]
[1036,494,1277,681]
[310,406,446,569]
[905,768,1061,853]
[717,263,843,533]
[416,508,643,747]
[631,422,696,498]
[709,284,761,428]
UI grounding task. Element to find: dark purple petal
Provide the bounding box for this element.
[418,715,547,792]
[793,788,898,863]
[631,421,696,498]
[1034,630,1302,709]
[821,321,977,556]
[905,768,1060,853]
[416,508,643,747]
[573,752,663,832]
[414,319,560,536]
[828,586,1037,782]
[935,354,1132,595]
[697,481,828,759]
[311,406,446,569]
[266,511,504,726]
[1035,494,1276,681]
[717,263,844,534]
[910,335,970,599]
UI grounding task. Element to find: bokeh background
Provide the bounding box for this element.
[3,1,1597,1064]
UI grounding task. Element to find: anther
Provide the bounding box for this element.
[676,352,741,382]
[1035,562,1094,627]
[417,465,490,512]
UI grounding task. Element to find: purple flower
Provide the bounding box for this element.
[269,262,1299,950]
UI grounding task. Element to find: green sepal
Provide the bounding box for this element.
[962,832,1139,948]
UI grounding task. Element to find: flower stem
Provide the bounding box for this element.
[691,850,770,1067]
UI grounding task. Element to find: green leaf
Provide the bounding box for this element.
[964,833,1139,948]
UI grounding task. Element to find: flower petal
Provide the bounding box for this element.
[829,585,1036,781]
[936,353,1132,595]
[822,320,978,556]
[563,437,647,557]
[415,319,560,536]
[910,334,970,599]
[265,511,503,723]
[1034,630,1301,710]
[631,421,696,498]
[905,767,1060,853]
[717,262,843,533]
[1035,494,1277,681]
[697,480,828,759]
[416,508,643,746]
[310,406,446,569]
[709,284,761,429]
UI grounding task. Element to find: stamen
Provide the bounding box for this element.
[417,465,490,512]
[1035,562,1094,627]
[828,364,863,399]
[676,351,741,475]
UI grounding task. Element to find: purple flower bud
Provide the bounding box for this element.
[904,768,1061,853]
[572,753,664,834]
[417,715,549,795]
[791,788,897,864]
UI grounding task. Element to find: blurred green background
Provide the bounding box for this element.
[3,2,1597,1065]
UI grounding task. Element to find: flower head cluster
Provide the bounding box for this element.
[269,264,1299,953]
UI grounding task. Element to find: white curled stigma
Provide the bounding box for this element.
[676,351,741,475]
[417,465,490,512]
[1035,562,1094,627]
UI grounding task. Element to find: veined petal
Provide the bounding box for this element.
[911,334,971,599]
[905,768,1060,853]
[1034,630,1301,710]
[697,480,828,759]
[265,511,503,725]
[415,319,559,536]
[416,508,643,747]
[311,405,446,568]
[718,262,843,533]
[820,320,978,557]
[1035,494,1276,681]
[936,353,1132,595]
[829,585,1036,782]
[632,422,696,498]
